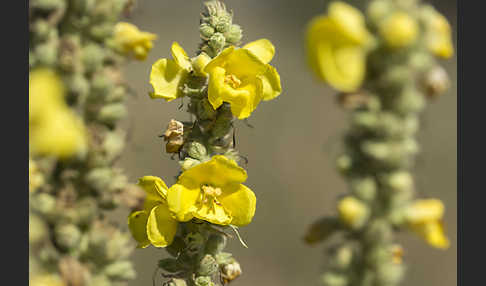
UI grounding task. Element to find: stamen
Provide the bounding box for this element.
[224,74,242,89]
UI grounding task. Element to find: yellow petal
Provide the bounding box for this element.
[178,155,248,188]
[317,41,366,92]
[149,58,188,101]
[224,48,268,78]
[128,210,150,248]
[146,204,178,247]
[259,65,282,101]
[29,68,64,122]
[30,108,87,159]
[192,53,212,77]
[204,46,236,74]
[219,184,256,226]
[406,199,444,224]
[194,201,232,225]
[410,220,450,249]
[207,66,234,110]
[243,39,275,64]
[167,183,199,222]
[137,176,169,210]
[228,78,264,119]
[171,42,192,70]
[328,1,370,45]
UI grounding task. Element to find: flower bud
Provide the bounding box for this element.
[367,0,392,25]
[85,168,112,192]
[55,223,82,250]
[32,193,57,217]
[29,214,48,245]
[225,24,243,44]
[221,260,242,284]
[195,276,214,286]
[321,272,348,286]
[187,141,208,160]
[214,252,233,265]
[376,262,405,285]
[336,154,352,174]
[167,279,188,286]
[215,14,232,33]
[192,53,212,77]
[333,245,353,269]
[337,196,369,229]
[422,66,450,99]
[379,12,419,49]
[209,32,226,52]
[98,103,127,125]
[197,254,218,276]
[351,177,377,202]
[90,275,111,286]
[179,157,201,171]
[200,23,215,39]
[104,260,136,280]
[82,44,105,72]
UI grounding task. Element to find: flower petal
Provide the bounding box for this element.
[194,201,232,225]
[146,204,178,247]
[219,184,256,226]
[410,220,450,249]
[317,42,365,92]
[149,58,188,101]
[243,39,275,64]
[224,48,268,78]
[229,78,264,119]
[138,176,168,210]
[128,211,150,248]
[167,183,200,222]
[406,199,444,223]
[171,42,192,70]
[259,65,282,101]
[178,155,248,188]
[207,66,233,110]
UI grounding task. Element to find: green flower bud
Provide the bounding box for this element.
[32,193,57,217]
[85,168,112,192]
[209,32,226,52]
[34,42,58,66]
[82,44,105,72]
[167,279,188,286]
[215,14,232,33]
[187,142,208,160]
[104,261,136,280]
[55,223,82,250]
[376,262,405,285]
[179,158,201,171]
[333,245,353,269]
[194,276,214,286]
[32,20,51,39]
[103,131,126,162]
[367,0,393,26]
[67,74,90,98]
[336,154,352,174]
[200,23,215,39]
[98,103,127,125]
[393,89,426,115]
[197,254,218,276]
[214,252,233,265]
[73,197,98,226]
[321,273,348,286]
[351,177,377,202]
[225,24,243,44]
[29,214,48,245]
[364,220,393,243]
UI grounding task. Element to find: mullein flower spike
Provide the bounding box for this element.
[305,1,453,286]
[29,1,155,285]
[128,1,280,285]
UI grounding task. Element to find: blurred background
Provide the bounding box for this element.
[116,0,457,285]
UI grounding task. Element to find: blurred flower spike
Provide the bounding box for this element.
[306,1,373,92]
[29,68,87,159]
[405,199,450,249]
[113,22,157,61]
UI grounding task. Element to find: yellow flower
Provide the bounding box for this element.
[113,22,156,61]
[423,8,454,59]
[204,39,282,119]
[405,199,450,249]
[337,196,369,228]
[167,155,256,226]
[379,12,419,49]
[29,69,87,159]
[128,176,178,248]
[149,42,192,102]
[306,1,373,92]
[30,274,65,286]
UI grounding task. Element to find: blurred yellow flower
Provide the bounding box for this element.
[423,8,454,59]
[128,176,178,248]
[405,199,450,249]
[204,39,282,119]
[306,1,373,92]
[113,22,156,61]
[149,42,192,102]
[167,155,256,226]
[29,69,87,159]
[337,196,369,228]
[379,12,418,49]
[30,274,65,286]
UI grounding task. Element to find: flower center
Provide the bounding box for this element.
[224,74,242,89]
[201,185,222,197]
